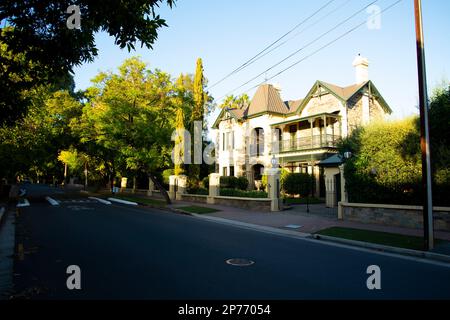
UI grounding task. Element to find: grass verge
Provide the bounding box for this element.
[315,227,446,251]
[177,206,220,214]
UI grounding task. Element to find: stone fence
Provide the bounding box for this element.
[180,193,272,212]
[338,202,450,231]
[170,171,282,212]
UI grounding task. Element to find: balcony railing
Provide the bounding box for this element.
[272,135,340,153]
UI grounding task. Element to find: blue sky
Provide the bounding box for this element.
[73,0,450,129]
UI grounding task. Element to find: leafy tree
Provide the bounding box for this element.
[188,58,206,187]
[174,107,186,175]
[79,57,178,202]
[0,1,175,76]
[219,94,250,110]
[0,28,75,124]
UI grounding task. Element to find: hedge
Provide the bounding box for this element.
[220,188,268,198]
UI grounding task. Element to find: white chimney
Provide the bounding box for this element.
[352,54,369,84]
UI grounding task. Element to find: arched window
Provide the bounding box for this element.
[252,128,264,157]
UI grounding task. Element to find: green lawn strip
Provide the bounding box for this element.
[115,195,166,207]
[315,227,445,251]
[284,197,324,205]
[177,206,220,214]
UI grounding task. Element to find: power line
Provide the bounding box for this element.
[246,0,353,68]
[219,0,380,100]
[239,0,404,97]
[208,0,337,90]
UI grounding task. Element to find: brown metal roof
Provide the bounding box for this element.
[247,84,290,116]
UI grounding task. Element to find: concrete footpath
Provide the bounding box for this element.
[166,201,450,259]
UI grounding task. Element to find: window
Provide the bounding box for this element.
[229,166,235,177]
[222,133,225,151]
[232,131,235,150]
[222,167,228,176]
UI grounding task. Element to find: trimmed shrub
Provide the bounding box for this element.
[283,173,313,197]
[201,176,209,189]
[236,176,249,190]
[220,176,239,189]
[220,188,268,198]
[187,187,208,195]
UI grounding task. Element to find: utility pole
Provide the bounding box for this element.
[414,0,434,250]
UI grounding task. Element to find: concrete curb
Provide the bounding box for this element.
[45,196,60,206]
[312,234,450,263]
[88,197,112,205]
[108,198,138,206]
[16,198,30,208]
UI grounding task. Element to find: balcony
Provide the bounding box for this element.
[273,135,340,153]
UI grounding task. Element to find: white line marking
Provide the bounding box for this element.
[17,199,30,207]
[45,196,60,206]
[107,198,138,206]
[88,197,112,205]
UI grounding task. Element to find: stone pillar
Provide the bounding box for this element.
[339,164,348,203]
[147,178,154,197]
[267,169,281,212]
[207,173,221,204]
[169,175,177,200]
[324,170,336,208]
[176,175,187,200]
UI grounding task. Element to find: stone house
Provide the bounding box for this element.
[211,55,392,206]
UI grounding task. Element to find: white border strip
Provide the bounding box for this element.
[88,197,112,205]
[16,199,30,207]
[45,196,60,206]
[107,198,138,206]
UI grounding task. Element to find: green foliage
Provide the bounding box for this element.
[186,187,208,195]
[236,176,249,190]
[283,173,313,196]
[0,1,175,79]
[220,188,268,198]
[162,169,174,185]
[201,176,209,189]
[340,84,450,206]
[219,94,250,110]
[220,176,239,189]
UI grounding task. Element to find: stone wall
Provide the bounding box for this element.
[339,202,450,231]
[211,196,272,212]
[179,194,208,204]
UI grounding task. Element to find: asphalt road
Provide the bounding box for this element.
[11,184,450,299]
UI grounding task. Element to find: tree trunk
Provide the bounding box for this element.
[148,174,171,204]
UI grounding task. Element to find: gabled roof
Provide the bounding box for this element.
[296,80,392,115]
[285,99,303,111]
[247,84,290,116]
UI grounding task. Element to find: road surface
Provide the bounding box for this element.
[9,184,450,299]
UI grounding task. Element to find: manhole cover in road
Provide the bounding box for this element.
[226,258,255,267]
